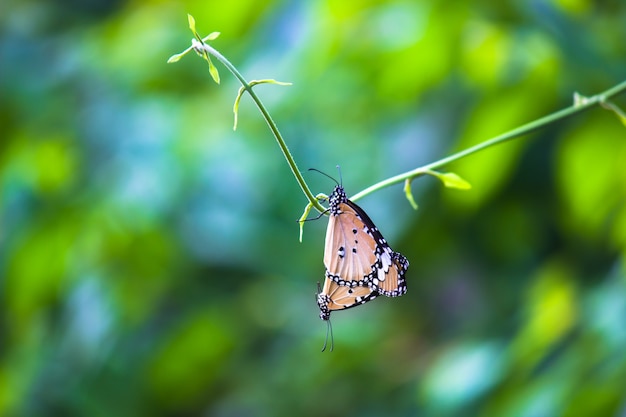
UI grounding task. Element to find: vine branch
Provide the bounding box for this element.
[350,80,626,202]
[169,15,626,219]
[204,44,325,209]
[168,16,325,213]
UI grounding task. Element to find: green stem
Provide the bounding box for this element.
[194,35,626,209]
[202,44,326,213]
[350,79,626,202]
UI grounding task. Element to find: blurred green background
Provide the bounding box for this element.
[2,0,626,416]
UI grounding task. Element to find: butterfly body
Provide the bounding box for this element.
[317,184,409,321]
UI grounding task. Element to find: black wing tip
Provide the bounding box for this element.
[393,251,410,270]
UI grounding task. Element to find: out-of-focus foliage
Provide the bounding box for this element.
[1,0,626,416]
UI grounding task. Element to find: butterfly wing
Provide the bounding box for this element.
[372,251,409,297]
[323,184,409,297]
[323,201,379,287]
[316,278,379,321]
[345,199,409,297]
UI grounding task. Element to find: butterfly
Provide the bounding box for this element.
[312,172,409,350]
[322,183,409,298]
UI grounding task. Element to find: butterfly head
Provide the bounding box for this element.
[316,282,332,321]
[316,282,335,351]
[328,185,348,215]
[319,305,331,321]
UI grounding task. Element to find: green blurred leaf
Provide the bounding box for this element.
[444,90,545,210]
[147,308,236,409]
[6,219,78,331]
[556,114,626,238]
[461,21,511,88]
[510,259,578,369]
[422,342,506,414]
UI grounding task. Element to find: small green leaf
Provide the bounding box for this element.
[187,14,196,32]
[206,31,220,41]
[298,202,315,243]
[439,172,472,190]
[427,170,472,190]
[298,194,330,242]
[249,79,293,87]
[403,179,419,210]
[232,81,291,129]
[208,59,220,84]
[233,86,245,130]
[167,52,185,63]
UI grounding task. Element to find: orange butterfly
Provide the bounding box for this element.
[322,183,408,295]
[314,181,409,351]
[308,169,409,350]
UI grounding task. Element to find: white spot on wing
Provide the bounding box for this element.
[379,250,392,272]
[377,267,385,282]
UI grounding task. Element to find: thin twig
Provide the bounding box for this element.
[350,80,626,202]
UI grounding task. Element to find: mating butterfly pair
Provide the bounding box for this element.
[316,182,409,328]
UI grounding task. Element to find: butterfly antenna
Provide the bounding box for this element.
[335,165,343,187]
[308,168,339,186]
[321,318,334,352]
[329,319,334,352]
